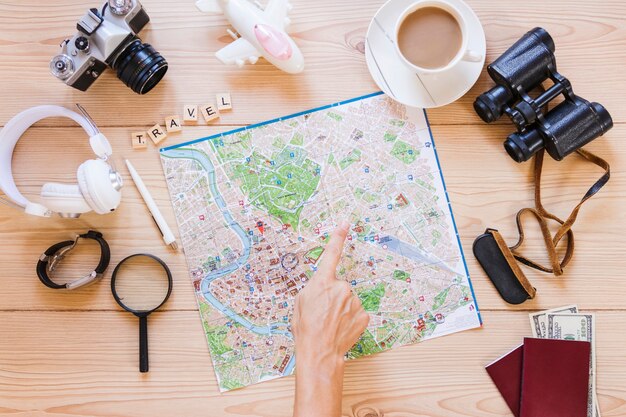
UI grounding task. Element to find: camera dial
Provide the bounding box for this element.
[75,36,90,53]
[109,0,133,16]
[50,55,75,80]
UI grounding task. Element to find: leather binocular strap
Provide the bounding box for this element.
[488,228,537,298]
[509,149,611,276]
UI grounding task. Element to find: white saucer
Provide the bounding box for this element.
[365,0,486,108]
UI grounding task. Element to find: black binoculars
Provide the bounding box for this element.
[474,28,613,162]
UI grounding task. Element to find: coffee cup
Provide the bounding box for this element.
[394,0,483,76]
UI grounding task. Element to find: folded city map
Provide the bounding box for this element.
[160,92,481,391]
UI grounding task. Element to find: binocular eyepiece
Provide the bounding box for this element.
[475,27,613,162]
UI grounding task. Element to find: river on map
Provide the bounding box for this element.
[162,148,297,375]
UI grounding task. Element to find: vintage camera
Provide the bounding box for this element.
[50,0,168,94]
[474,28,613,162]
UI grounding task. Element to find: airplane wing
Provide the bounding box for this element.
[263,0,292,29]
[215,38,260,66]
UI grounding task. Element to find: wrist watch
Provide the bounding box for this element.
[36,230,110,290]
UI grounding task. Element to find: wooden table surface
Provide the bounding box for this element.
[1,0,625,416]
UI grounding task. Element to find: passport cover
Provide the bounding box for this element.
[520,338,591,417]
[485,344,523,416]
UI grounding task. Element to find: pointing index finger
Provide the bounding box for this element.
[317,221,350,278]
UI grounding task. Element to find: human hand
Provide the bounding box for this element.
[292,221,370,365]
[292,222,370,417]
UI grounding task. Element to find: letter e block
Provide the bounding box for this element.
[183,105,198,123]
[216,93,232,111]
[165,115,182,133]
[201,104,220,123]
[147,124,168,145]
[131,131,148,149]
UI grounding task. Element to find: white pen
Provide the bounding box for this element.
[125,159,178,250]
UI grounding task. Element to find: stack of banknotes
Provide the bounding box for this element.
[529,305,599,417]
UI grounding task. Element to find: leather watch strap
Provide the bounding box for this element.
[36,230,110,290]
[37,240,76,289]
[82,230,111,274]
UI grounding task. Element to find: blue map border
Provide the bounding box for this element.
[160,91,482,325]
[160,91,386,152]
[423,111,482,325]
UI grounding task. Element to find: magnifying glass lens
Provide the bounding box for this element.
[111,254,172,373]
[112,256,170,312]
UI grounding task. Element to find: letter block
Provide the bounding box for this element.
[165,115,182,133]
[184,105,198,123]
[147,124,168,145]
[201,104,220,123]
[131,131,148,149]
[216,93,232,111]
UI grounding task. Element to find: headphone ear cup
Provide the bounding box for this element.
[77,159,122,215]
[40,183,91,215]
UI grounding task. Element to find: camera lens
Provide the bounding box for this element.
[112,38,168,95]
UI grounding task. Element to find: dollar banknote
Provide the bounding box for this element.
[547,313,597,417]
[528,304,578,338]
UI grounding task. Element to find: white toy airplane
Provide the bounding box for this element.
[196,0,305,74]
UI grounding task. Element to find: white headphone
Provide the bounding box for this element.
[0,105,123,218]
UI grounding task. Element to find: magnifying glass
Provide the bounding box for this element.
[111,254,172,373]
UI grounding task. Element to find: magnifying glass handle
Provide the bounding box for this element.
[139,316,149,373]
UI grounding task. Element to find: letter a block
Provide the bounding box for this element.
[131,131,148,149]
[165,115,182,133]
[201,104,220,123]
[147,124,168,145]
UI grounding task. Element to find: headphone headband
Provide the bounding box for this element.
[0,105,112,216]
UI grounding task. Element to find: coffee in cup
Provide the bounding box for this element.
[394,0,482,74]
[364,0,486,108]
[397,6,462,70]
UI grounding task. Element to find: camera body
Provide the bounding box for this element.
[474,28,613,162]
[50,0,168,95]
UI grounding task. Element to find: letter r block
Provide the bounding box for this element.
[147,124,168,145]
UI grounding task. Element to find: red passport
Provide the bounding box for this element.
[485,345,523,416]
[520,338,591,417]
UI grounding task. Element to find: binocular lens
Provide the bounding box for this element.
[504,130,544,163]
[474,85,514,123]
[113,38,168,95]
